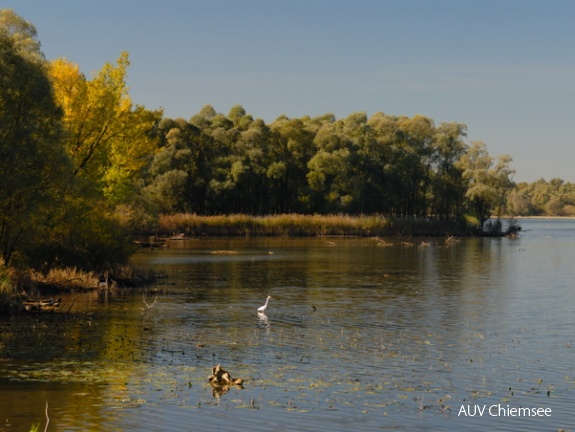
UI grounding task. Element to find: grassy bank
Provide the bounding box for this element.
[156,213,470,237]
[0,264,158,314]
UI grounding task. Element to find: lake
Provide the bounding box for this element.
[1,218,574,431]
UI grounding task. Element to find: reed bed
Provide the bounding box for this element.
[25,267,101,291]
[10,265,158,295]
[0,264,159,313]
[157,213,467,237]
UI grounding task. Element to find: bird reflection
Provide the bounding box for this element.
[257,312,271,336]
[258,311,269,324]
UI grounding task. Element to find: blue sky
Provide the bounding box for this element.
[6,0,575,182]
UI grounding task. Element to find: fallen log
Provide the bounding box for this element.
[23,298,62,312]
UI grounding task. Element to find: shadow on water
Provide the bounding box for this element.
[2,223,575,431]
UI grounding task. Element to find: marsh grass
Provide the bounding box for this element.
[24,267,100,291]
[0,264,159,314]
[157,213,467,237]
[0,263,18,313]
[17,266,158,292]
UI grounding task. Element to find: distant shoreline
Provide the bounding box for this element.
[154,213,503,238]
[506,216,575,219]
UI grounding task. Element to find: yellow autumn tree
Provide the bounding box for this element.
[42,52,163,269]
[49,52,162,204]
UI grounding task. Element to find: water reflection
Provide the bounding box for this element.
[1,222,575,431]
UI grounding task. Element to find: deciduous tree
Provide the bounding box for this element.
[456,142,515,230]
[49,53,162,204]
[0,9,43,63]
[0,25,69,266]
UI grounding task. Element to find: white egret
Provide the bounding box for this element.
[257,296,272,313]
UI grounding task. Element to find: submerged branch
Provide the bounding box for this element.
[44,401,49,432]
[142,293,158,310]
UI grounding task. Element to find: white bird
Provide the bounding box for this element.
[257,296,272,313]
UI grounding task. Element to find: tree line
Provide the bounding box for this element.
[147,107,515,225]
[1,9,518,272]
[508,179,575,217]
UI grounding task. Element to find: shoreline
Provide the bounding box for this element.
[503,216,575,219]
[154,213,479,238]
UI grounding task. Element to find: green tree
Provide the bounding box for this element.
[0,23,69,266]
[506,185,534,215]
[394,115,435,217]
[229,118,272,213]
[269,116,316,213]
[456,142,515,230]
[0,9,43,63]
[307,116,358,212]
[143,124,191,212]
[430,122,468,219]
[365,112,402,215]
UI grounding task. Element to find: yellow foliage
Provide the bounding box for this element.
[48,52,162,203]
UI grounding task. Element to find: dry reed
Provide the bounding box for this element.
[156,213,467,238]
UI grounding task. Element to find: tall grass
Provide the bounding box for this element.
[16,265,158,292]
[156,213,468,237]
[23,267,100,291]
[1,264,158,311]
[0,263,21,313]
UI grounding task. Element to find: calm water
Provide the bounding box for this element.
[1,218,575,431]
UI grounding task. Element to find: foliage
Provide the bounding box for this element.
[0,18,69,266]
[1,8,521,278]
[1,9,161,271]
[0,9,43,63]
[44,50,162,270]
[456,141,516,229]
[144,108,515,230]
[49,53,162,204]
[508,178,575,216]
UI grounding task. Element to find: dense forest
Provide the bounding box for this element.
[508,179,575,216]
[0,9,569,276]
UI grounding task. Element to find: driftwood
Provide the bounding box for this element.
[134,236,166,249]
[445,235,459,245]
[208,364,244,396]
[23,298,62,312]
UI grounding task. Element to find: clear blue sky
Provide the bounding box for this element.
[6,0,575,182]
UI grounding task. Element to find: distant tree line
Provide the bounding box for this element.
[0,9,518,272]
[508,179,575,216]
[146,107,515,228]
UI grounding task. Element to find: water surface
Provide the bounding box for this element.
[1,219,574,431]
